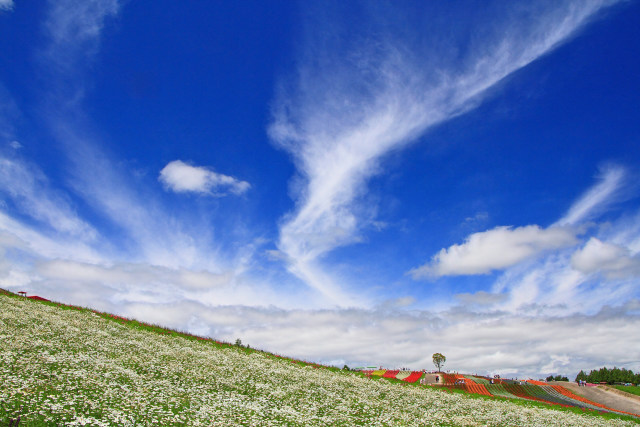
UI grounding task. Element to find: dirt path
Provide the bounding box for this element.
[552,382,640,416]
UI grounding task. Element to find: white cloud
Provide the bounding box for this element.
[455,291,507,306]
[39,0,120,105]
[270,1,619,299]
[37,259,233,291]
[9,140,21,149]
[0,211,103,269]
[410,225,577,278]
[0,0,13,11]
[159,160,250,196]
[45,0,119,50]
[0,156,97,239]
[486,167,640,313]
[556,165,626,226]
[571,237,640,279]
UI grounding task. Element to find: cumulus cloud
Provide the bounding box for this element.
[271,1,619,299]
[159,160,250,196]
[571,237,640,279]
[410,225,577,278]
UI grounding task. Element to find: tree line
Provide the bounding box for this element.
[575,367,639,384]
[546,375,569,382]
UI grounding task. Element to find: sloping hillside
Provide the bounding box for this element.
[1,293,637,426]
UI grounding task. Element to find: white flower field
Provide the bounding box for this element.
[1,294,637,426]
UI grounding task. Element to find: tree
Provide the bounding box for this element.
[575,370,587,383]
[577,367,638,385]
[235,338,242,347]
[432,353,446,372]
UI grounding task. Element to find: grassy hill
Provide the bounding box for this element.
[1,291,638,426]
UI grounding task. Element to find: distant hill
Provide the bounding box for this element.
[1,290,637,426]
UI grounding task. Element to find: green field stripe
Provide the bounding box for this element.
[486,384,519,399]
[467,375,491,385]
[522,384,569,406]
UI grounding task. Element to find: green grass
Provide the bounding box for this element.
[613,386,640,397]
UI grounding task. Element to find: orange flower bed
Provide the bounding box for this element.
[463,377,492,396]
[442,373,458,385]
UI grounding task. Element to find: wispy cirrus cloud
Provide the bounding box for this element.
[270,0,620,301]
[0,0,274,310]
[0,155,97,239]
[43,0,119,66]
[0,0,13,11]
[556,165,627,226]
[159,160,250,196]
[35,0,224,270]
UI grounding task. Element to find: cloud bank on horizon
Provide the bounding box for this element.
[0,0,638,378]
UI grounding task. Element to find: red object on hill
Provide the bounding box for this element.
[383,370,400,378]
[402,372,423,383]
[27,295,50,302]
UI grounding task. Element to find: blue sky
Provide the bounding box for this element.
[1,0,639,378]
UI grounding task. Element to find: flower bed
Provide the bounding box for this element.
[486,384,518,399]
[383,370,400,378]
[465,382,492,397]
[503,383,549,404]
[402,372,424,383]
[465,375,492,385]
[442,373,458,385]
[395,371,412,380]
